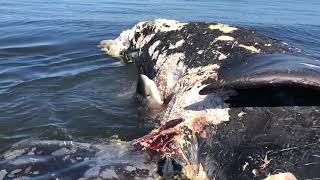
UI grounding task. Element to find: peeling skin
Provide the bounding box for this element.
[100,169,119,179]
[264,172,297,180]
[148,40,161,56]
[197,50,204,54]
[169,39,184,49]
[161,64,230,129]
[239,44,261,53]
[209,23,238,33]
[100,19,188,57]
[217,52,227,60]
[237,111,247,120]
[125,166,136,172]
[0,169,7,180]
[183,164,209,180]
[215,35,235,41]
[136,34,155,50]
[155,52,186,100]
[3,149,26,160]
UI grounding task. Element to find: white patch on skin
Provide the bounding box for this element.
[148,40,161,56]
[27,147,36,155]
[151,19,187,32]
[100,19,187,58]
[152,50,160,60]
[264,44,272,47]
[84,166,101,178]
[154,50,168,70]
[264,172,297,180]
[125,166,137,172]
[215,35,235,41]
[0,170,7,180]
[3,149,26,160]
[24,166,32,174]
[93,143,158,178]
[136,34,155,50]
[10,169,22,175]
[165,60,186,92]
[162,64,230,128]
[169,39,185,49]
[100,28,135,57]
[238,111,247,120]
[51,147,70,156]
[209,23,238,33]
[100,169,119,179]
[239,44,261,53]
[165,85,230,129]
[183,164,209,180]
[8,156,49,166]
[217,52,227,60]
[63,155,70,161]
[155,53,187,100]
[197,50,204,54]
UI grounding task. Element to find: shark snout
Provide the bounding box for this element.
[136,74,163,108]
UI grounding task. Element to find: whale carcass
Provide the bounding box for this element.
[101,19,320,179]
[0,19,319,180]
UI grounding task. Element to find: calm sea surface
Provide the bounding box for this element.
[0,0,320,152]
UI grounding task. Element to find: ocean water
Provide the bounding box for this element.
[0,0,320,153]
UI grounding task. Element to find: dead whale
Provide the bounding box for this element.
[0,19,319,180]
[101,19,320,179]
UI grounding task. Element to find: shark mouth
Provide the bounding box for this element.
[100,19,320,180]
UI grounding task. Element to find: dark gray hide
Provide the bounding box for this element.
[116,21,320,179]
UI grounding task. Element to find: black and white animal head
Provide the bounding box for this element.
[136,74,163,108]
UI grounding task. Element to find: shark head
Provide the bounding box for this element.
[136,74,163,109]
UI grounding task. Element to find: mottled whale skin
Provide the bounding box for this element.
[100,19,320,179]
[1,20,319,180]
[0,139,158,179]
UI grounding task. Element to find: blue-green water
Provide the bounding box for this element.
[0,0,320,152]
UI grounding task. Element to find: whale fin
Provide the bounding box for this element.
[136,74,163,108]
[200,54,320,107]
